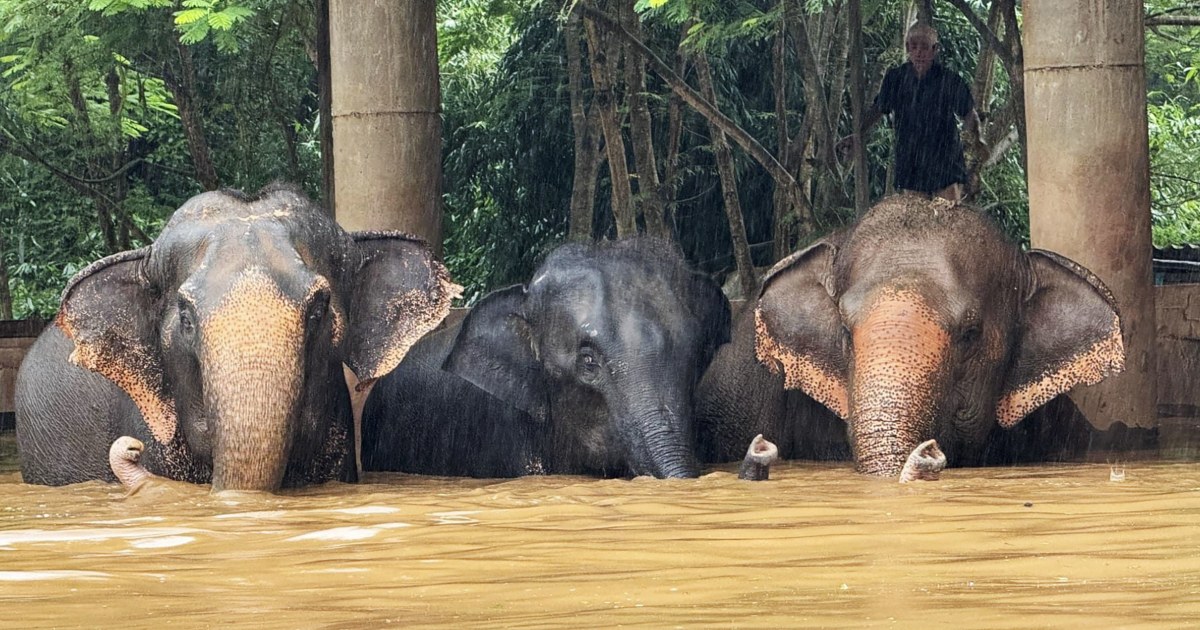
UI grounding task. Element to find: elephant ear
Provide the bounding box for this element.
[754,240,849,419]
[997,250,1125,428]
[56,248,177,443]
[690,271,732,370]
[343,232,461,388]
[443,285,548,421]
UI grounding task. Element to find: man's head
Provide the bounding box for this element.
[905,23,939,77]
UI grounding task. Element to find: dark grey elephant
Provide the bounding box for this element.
[16,183,456,492]
[361,238,730,479]
[696,193,1126,476]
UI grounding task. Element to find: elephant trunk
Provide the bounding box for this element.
[620,387,701,479]
[848,288,950,477]
[202,272,307,492]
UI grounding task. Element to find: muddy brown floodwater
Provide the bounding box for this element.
[0,432,1197,628]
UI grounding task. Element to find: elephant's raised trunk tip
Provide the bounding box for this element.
[109,436,154,492]
[898,439,947,483]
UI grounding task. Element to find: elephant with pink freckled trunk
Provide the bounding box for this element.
[697,193,1125,477]
[16,183,456,492]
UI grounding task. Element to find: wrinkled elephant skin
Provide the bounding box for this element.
[16,183,456,492]
[697,193,1125,477]
[362,238,731,479]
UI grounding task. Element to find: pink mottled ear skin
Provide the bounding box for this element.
[996,250,1126,428]
[754,241,850,419]
[57,249,178,444]
[343,232,461,385]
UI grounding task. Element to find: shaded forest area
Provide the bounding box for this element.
[1,0,1199,315]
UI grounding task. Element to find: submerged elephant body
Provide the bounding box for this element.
[362,238,730,479]
[16,184,455,491]
[698,194,1125,476]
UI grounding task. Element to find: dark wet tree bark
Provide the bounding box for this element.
[914,0,934,24]
[106,67,132,250]
[847,0,869,215]
[661,21,691,233]
[946,0,1025,171]
[0,233,13,319]
[619,0,667,238]
[583,5,636,237]
[566,16,602,241]
[695,52,755,300]
[315,0,335,213]
[771,2,791,260]
[162,38,219,190]
[577,4,803,224]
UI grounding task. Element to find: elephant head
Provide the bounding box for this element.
[442,239,730,478]
[755,194,1124,476]
[56,183,456,491]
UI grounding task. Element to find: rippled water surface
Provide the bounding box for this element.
[1,433,1197,628]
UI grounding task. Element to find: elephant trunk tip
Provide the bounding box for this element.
[898,439,947,483]
[738,434,779,481]
[109,436,154,492]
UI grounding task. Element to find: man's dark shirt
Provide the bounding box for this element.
[875,61,974,194]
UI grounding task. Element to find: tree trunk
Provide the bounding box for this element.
[65,61,118,253]
[566,16,601,241]
[914,0,934,24]
[695,52,755,300]
[963,1,1004,196]
[661,21,691,233]
[577,4,803,214]
[1000,0,1027,171]
[1024,0,1154,431]
[107,67,132,250]
[163,38,219,191]
[315,0,335,213]
[329,0,443,252]
[772,1,791,260]
[584,8,636,238]
[847,0,869,215]
[0,233,12,319]
[620,0,667,238]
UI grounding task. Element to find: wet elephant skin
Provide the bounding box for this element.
[362,238,731,479]
[696,193,1126,477]
[15,183,456,492]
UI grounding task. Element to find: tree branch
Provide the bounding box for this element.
[943,0,1014,71]
[1145,16,1200,26]
[573,4,801,200]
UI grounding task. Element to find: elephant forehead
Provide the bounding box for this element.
[197,268,306,336]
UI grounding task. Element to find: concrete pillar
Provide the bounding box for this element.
[329,0,443,255]
[1024,1,1156,429]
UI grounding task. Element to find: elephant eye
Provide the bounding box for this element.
[576,346,603,381]
[959,324,982,344]
[308,292,330,325]
[177,300,197,339]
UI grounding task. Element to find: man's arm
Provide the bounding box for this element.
[839,101,885,153]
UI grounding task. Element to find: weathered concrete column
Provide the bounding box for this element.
[1024,1,1156,430]
[329,0,443,255]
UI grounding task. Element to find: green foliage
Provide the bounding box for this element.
[440,0,569,303]
[0,0,319,317]
[173,0,256,52]
[1145,9,1200,248]
[3,0,1200,318]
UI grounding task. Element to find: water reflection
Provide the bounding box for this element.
[1,431,1198,628]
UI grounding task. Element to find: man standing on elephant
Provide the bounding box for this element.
[842,22,982,202]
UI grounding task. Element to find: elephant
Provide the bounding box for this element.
[361,238,731,479]
[108,436,157,495]
[696,193,1126,477]
[15,183,457,492]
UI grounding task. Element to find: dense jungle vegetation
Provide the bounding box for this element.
[0,0,1198,316]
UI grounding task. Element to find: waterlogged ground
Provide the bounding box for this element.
[1,432,1198,628]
